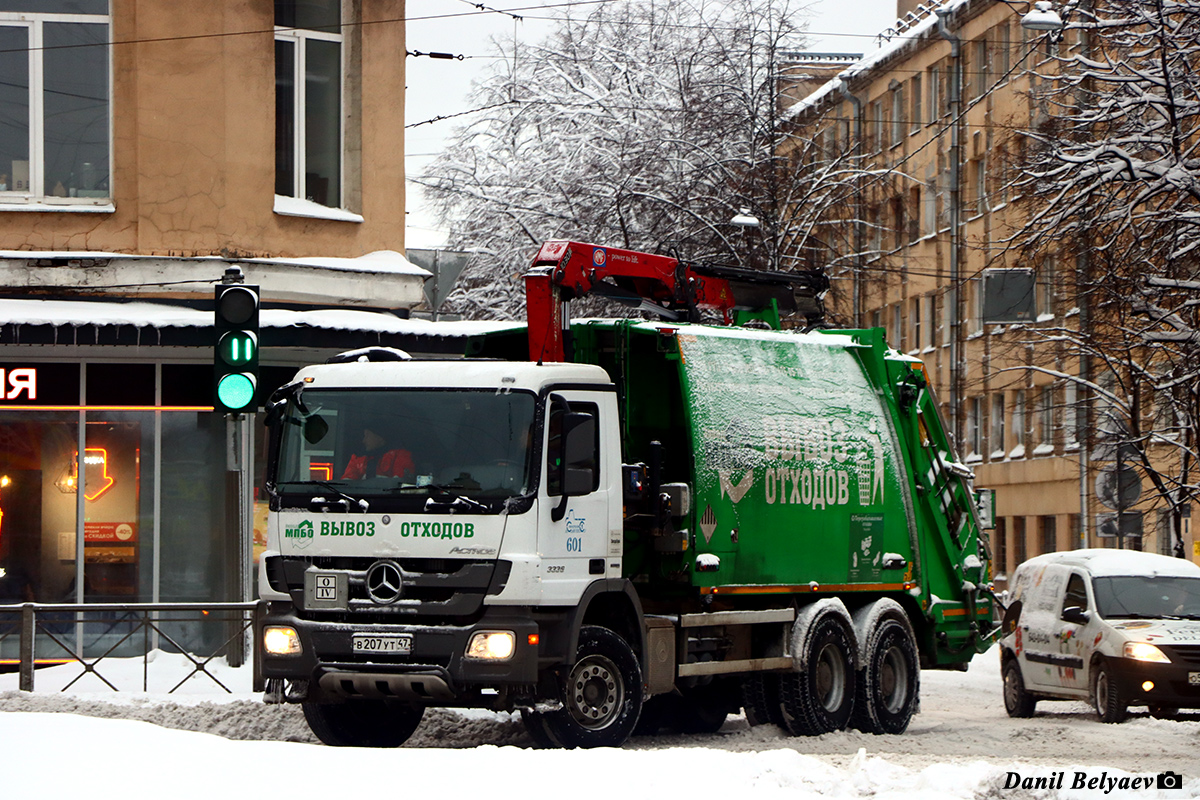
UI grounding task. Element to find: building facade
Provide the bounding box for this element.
[0,0,462,663]
[784,0,1198,583]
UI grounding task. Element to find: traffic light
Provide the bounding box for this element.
[214,283,259,413]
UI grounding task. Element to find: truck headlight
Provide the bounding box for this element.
[1124,642,1170,663]
[263,626,303,656]
[465,631,515,660]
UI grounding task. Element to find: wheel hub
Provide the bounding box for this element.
[567,655,622,730]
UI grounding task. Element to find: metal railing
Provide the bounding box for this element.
[0,601,265,694]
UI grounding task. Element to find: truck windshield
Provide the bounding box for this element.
[1092,575,1200,620]
[274,389,537,503]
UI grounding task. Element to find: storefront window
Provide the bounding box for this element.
[0,361,251,662]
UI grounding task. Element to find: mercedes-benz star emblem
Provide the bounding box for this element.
[365,560,403,604]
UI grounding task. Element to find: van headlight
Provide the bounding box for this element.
[465,631,515,660]
[1123,642,1170,663]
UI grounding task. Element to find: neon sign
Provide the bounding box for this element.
[57,448,116,501]
[0,368,36,400]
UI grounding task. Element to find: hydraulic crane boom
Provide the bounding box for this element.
[524,240,828,362]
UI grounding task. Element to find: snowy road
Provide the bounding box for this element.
[2,647,1198,798]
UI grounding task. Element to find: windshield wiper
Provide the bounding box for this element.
[423,485,489,512]
[308,481,369,512]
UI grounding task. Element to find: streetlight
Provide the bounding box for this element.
[730,208,760,228]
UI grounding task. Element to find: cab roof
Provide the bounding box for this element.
[1020,549,1200,579]
[292,359,612,393]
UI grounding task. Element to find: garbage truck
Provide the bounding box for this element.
[257,240,996,748]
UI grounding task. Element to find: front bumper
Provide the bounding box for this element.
[1110,652,1200,709]
[260,605,540,704]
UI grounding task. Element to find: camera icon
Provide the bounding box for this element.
[1157,772,1183,790]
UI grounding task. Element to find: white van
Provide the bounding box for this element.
[999,549,1200,722]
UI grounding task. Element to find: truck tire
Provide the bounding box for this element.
[302,700,424,747]
[741,674,785,727]
[1002,658,1037,718]
[851,616,919,734]
[532,625,644,748]
[780,612,856,735]
[1091,659,1128,723]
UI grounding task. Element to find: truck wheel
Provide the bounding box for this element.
[1002,659,1036,718]
[1092,659,1128,723]
[302,700,424,747]
[780,613,856,735]
[741,674,785,727]
[537,625,643,748]
[851,617,920,734]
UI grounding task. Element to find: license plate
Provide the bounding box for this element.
[352,634,412,654]
[1189,672,1200,686]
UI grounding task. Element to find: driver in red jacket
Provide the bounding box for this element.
[341,425,414,481]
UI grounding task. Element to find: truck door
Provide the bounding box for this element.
[1054,571,1093,694]
[538,392,620,603]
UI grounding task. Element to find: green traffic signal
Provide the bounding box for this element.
[216,372,257,411]
[218,331,257,366]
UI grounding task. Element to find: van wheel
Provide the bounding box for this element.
[1092,659,1127,723]
[852,617,920,734]
[1002,659,1036,718]
[530,625,643,748]
[779,612,856,735]
[302,700,424,747]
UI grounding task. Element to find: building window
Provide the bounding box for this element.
[990,392,1006,459]
[967,396,982,458]
[890,83,904,147]
[1040,515,1057,555]
[910,296,921,352]
[926,66,939,124]
[1011,389,1026,458]
[972,37,990,100]
[0,2,111,207]
[1034,386,1054,455]
[910,74,922,134]
[994,517,1007,578]
[892,302,903,350]
[1038,252,1056,318]
[996,20,1011,78]
[276,0,343,208]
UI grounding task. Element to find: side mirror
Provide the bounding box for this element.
[303,415,329,444]
[1061,606,1090,625]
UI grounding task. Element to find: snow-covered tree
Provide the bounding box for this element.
[416,0,813,319]
[1007,0,1200,555]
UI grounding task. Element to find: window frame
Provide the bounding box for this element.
[274,7,346,212]
[0,6,112,210]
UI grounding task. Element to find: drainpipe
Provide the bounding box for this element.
[837,74,865,327]
[936,7,964,449]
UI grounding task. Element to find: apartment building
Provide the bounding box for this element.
[784,0,1197,581]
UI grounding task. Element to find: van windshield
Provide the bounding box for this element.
[1092,575,1200,620]
[274,389,537,504]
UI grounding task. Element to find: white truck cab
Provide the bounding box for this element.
[999,549,1200,722]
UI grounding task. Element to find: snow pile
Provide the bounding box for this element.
[2,647,1200,798]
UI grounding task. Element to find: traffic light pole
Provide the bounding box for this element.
[216,266,259,665]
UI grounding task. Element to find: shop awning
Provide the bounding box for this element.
[0,297,520,354]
